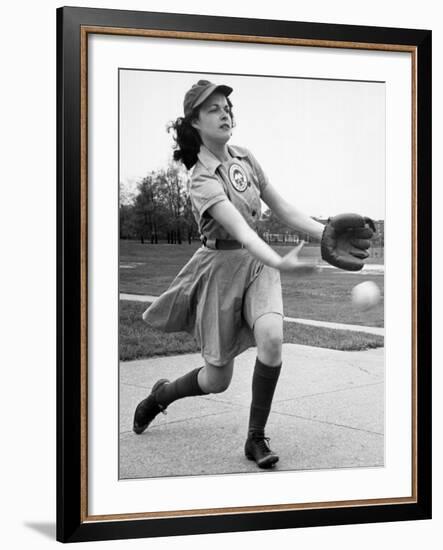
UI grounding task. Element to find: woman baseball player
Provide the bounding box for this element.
[133,80,375,469]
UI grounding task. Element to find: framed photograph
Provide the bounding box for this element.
[57,6,432,543]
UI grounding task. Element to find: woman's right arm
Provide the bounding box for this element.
[208,200,316,273]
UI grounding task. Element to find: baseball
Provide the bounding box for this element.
[351,281,381,311]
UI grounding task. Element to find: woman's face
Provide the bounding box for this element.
[191,92,232,146]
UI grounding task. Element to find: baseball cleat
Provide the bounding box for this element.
[245,433,279,469]
[132,378,170,435]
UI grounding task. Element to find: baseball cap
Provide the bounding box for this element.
[183,80,233,117]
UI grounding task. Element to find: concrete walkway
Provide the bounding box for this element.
[120,293,384,336]
[120,344,384,479]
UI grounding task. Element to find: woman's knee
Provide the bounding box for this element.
[259,333,283,361]
[254,315,283,363]
[206,377,230,394]
[200,360,234,393]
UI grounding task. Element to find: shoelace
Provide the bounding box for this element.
[254,436,271,452]
[140,397,168,417]
[155,381,169,415]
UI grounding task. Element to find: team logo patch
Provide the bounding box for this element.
[228,163,248,192]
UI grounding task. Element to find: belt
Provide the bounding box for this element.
[202,238,244,250]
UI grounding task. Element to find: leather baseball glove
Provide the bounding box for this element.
[321,213,376,271]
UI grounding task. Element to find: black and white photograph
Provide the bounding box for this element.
[118,69,385,480]
[1,0,438,546]
[52,5,432,544]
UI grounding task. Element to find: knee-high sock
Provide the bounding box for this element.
[248,358,282,436]
[155,367,206,407]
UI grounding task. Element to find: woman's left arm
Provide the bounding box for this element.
[261,183,325,241]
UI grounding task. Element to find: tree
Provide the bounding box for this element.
[119,203,137,239]
[125,161,197,244]
[132,173,166,243]
[155,162,198,244]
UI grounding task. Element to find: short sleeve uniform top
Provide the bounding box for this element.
[190,144,270,240]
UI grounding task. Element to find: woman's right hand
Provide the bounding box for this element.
[277,241,320,274]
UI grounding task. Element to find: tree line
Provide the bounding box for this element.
[120,163,383,247]
[119,162,310,245]
[120,162,198,244]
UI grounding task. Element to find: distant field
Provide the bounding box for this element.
[120,240,384,328]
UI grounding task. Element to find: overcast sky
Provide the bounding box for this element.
[119,69,385,220]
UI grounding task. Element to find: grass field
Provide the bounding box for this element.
[120,300,384,361]
[119,240,384,327]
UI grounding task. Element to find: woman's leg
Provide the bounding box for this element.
[254,312,283,367]
[133,359,234,434]
[198,359,234,394]
[245,312,283,468]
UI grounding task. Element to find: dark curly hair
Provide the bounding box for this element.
[168,97,235,170]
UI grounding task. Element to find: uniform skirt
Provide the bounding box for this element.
[142,246,283,366]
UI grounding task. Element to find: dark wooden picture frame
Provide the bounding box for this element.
[57,6,432,543]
